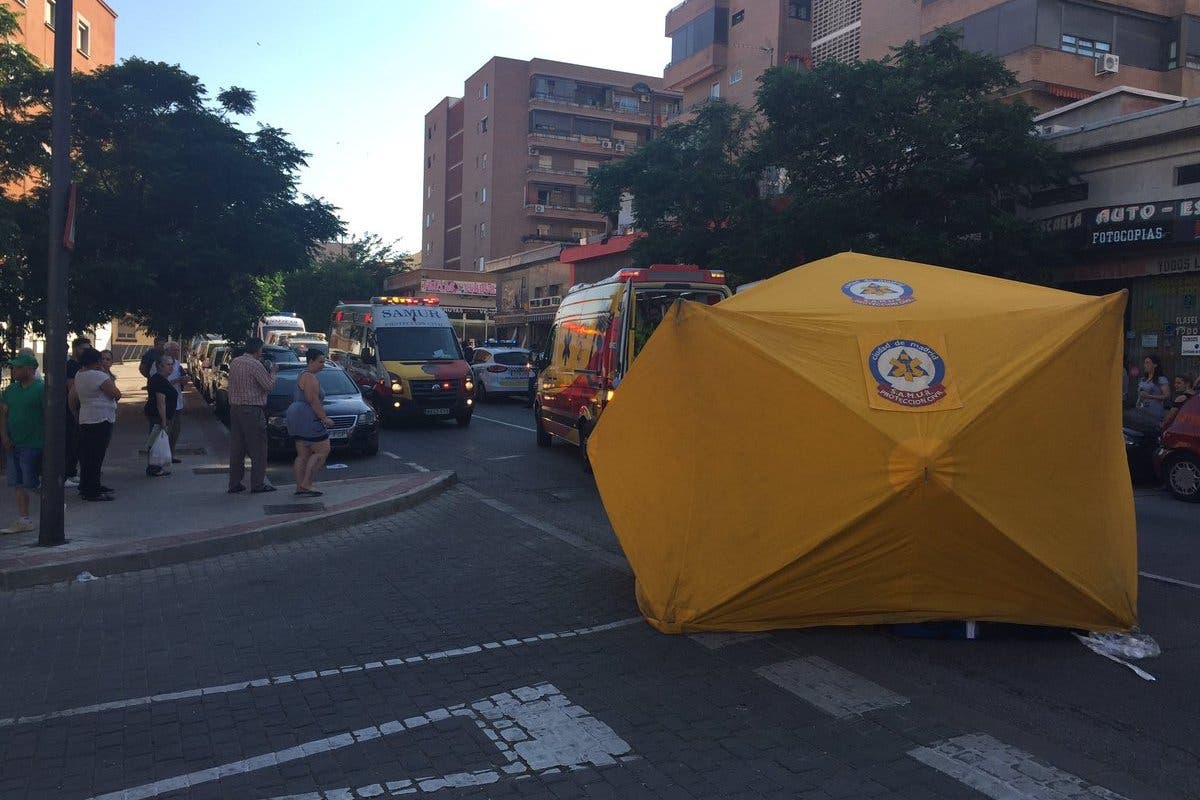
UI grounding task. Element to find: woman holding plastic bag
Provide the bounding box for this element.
[144,355,179,476]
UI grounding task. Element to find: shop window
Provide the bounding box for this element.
[1061,35,1110,58]
[1177,163,1200,186]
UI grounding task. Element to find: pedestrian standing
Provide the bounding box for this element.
[64,337,91,488]
[226,338,278,494]
[1133,355,1170,426]
[138,336,167,381]
[163,341,186,463]
[100,350,114,377]
[1163,373,1196,430]
[0,353,44,534]
[70,348,121,501]
[18,347,41,381]
[144,354,179,476]
[286,350,335,497]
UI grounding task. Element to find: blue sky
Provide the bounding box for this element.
[113,0,678,254]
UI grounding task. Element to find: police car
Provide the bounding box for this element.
[469,341,532,403]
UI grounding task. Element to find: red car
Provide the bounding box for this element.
[1154,392,1200,502]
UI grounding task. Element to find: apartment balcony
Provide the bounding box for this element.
[524,203,607,223]
[528,93,653,124]
[528,131,638,156]
[526,166,592,187]
[664,43,726,91]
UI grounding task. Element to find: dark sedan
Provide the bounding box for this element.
[265,364,379,459]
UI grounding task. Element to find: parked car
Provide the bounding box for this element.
[261,344,301,366]
[1123,424,1159,484]
[470,345,532,402]
[207,346,234,411]
[194,340,228,402]
[212,346,298,417]
[265,363,379,458]
[1154,393,1200,502]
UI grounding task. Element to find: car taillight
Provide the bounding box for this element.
[486,365,507,373]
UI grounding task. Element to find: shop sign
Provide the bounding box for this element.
[1142,333,1159,348]
[420,278,497,297]
[1052,248,1200,283]
[1183,335,1200,356]
[1039,198,1200,250]
[1177,315,1200,336]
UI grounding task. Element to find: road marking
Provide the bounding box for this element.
[473,414,536,433]
[908,733,1129,800]
[487,454,524,461]
[407,462,430,473]
[755,657,909,718]
[261,683,634,800]
[85,683,633,800]
[382,451,401,460]
[0,618,641,729]
[459,486,631,573]
[689,632,770,650]
[1139,570,1200,591]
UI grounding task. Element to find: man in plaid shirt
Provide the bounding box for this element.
[227,338,278,494]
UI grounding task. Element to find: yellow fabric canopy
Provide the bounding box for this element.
[590,252,1136,633]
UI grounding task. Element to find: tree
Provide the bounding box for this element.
[278,234,411,333]
[593,30,1072,283]
[7,57,344,339]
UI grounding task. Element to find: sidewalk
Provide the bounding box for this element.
[0,362,453,588]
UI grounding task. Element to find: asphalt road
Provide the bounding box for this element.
[0,397,1196,799]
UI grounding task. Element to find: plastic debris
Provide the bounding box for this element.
[76,571,98,583]
[1074,631,1160,681]
[326,463,349,470]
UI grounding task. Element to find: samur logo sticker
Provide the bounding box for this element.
[858,333,963,412]
[841,278,915,307]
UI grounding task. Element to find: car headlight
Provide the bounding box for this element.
[464,377,475,390]
[358,410,377,426]
[267,416,287,431]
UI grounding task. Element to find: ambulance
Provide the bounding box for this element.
[329,297,475,427]
[534,264,730,467]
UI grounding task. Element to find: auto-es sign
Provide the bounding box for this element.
[1039,198,1200,250]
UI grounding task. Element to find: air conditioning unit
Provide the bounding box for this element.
[528,146,539,156]
[601,139,613,149]
[534,204,546,213]
[1095,53,1120,75]
[614,141,626,152]
[640,94,650,103]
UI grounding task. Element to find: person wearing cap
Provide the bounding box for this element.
[1,353,45,534]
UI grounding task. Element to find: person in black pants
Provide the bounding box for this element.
[63,337,91,487]
[69,348,121,502]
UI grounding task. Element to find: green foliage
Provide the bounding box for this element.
[3,55,345,339]
[279,234,411,334]
[592,30,1072,282]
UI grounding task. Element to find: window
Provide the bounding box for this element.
[670,7,730,64]
[787,0,810,20]
[115,318,138,343]
[538,154,553,170]
[731,9,745,26]
[1061,34,1110,58]
[481,153,488,169]
[44,0,56,27]
[479,116,488,134]
[710,81,721,99]
[571,228,590,241]
[478,257,486,270]
[482,82,489,100]
[426,155,432,169]
[427,127,432,140]
[76,15,90,56]
[426,184,432,199]
[480,222,488,239]
[730,68,743,85]
[536,224,551,237]
[424,242,432,254]
[1177,163,1200,186]
[480,187,487,204]
[425,213,432,229]
[1028,182,1089,208]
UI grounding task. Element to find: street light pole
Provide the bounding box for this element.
[38,0,75,547]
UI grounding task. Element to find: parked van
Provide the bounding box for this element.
[534,264,729,467]
[256,313,306,343]
[329,297,475,427]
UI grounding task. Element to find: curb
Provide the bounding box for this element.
[0,472,456,590]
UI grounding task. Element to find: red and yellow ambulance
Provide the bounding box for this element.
[330,297,475,427]
[534,264,729,467]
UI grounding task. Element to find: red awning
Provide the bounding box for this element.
[560,233,644,264]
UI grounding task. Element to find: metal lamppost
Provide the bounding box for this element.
[38,0,75,546]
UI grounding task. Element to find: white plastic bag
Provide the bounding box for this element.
[148,428,172,470]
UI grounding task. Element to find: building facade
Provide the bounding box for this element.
[1027,93,1200,379]
[422,58,679,273]
[1,0,116,70]
[382,268,497,344]
[663,1,1200,114]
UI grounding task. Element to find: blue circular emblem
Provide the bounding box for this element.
[867,339,948,408]
[842,279,915,307]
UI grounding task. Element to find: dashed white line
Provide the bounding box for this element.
[382,451,402,460]
[406,462,430,473]
[0,618,641,729]
[487,455,524,461]
[908,733,1130,800]
[472,414,536,433]
[689,632,770,650]
[1139,570,1200,591]
[755,656,909,718]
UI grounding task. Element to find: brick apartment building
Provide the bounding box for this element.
[421,58,680,272]
[1,0,115,71]
[665,0,1200,114]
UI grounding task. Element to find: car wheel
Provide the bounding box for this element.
[456,412,472,428]
[1165,454,1200,502]
[535,407,551,447]
[476,381,488,404]
[579,422,593,474]
[358,436,380,457]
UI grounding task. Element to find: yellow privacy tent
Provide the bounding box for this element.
[589,252,1136,634]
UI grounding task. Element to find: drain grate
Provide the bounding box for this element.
[263,503,325,515]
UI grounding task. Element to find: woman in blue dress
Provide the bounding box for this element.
[286,350,334,496]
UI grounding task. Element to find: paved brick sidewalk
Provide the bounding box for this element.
[0,488,1179,800]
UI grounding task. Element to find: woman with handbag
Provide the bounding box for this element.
[144,355,179,476]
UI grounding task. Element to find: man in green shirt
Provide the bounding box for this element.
[1,352,45,534]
